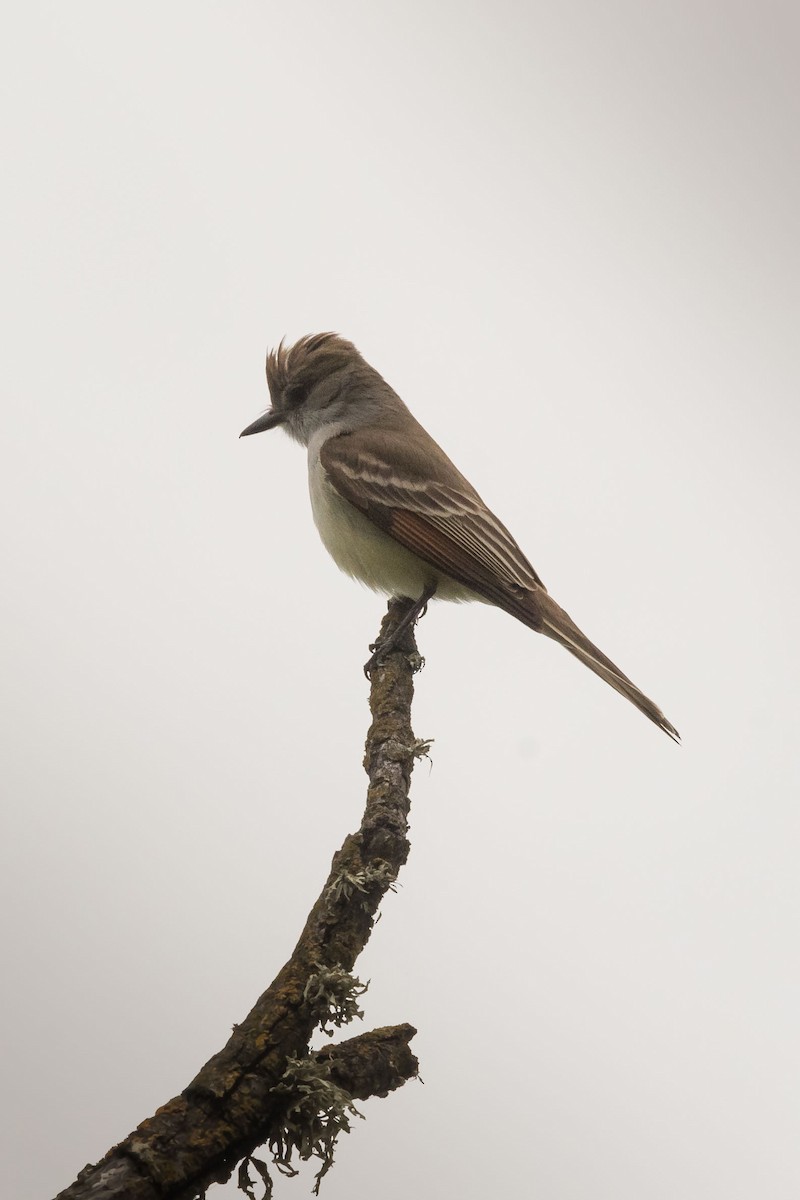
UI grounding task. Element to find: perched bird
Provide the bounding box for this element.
[241,333,679,741]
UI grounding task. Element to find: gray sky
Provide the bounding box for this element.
[2,2,799,1198]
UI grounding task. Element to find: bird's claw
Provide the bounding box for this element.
[363,644,384,679]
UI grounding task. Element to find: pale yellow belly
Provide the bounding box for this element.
[308,455,479,603]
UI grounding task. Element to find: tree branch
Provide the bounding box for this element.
[314,1022,419,1101]
[55,599,425,1200]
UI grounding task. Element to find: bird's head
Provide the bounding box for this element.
[240,332,375,446]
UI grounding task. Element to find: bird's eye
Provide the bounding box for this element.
[284,382,309,409]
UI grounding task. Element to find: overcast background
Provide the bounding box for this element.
[2,3,799,1198]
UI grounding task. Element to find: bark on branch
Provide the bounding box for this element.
[55,600,425,1200]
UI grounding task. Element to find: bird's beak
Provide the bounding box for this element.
[239,409,285,437]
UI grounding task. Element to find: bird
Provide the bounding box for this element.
[240,333,679,741]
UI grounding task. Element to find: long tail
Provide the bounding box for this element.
[525,592,680,742]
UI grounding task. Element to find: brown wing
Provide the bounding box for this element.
[319,426,546,614]
[320,427,680,740]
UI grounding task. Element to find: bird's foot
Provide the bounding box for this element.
[363,585,435,678]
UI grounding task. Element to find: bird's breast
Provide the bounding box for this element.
[306,442,476,603]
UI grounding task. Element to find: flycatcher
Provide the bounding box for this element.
[241,333,679,741]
